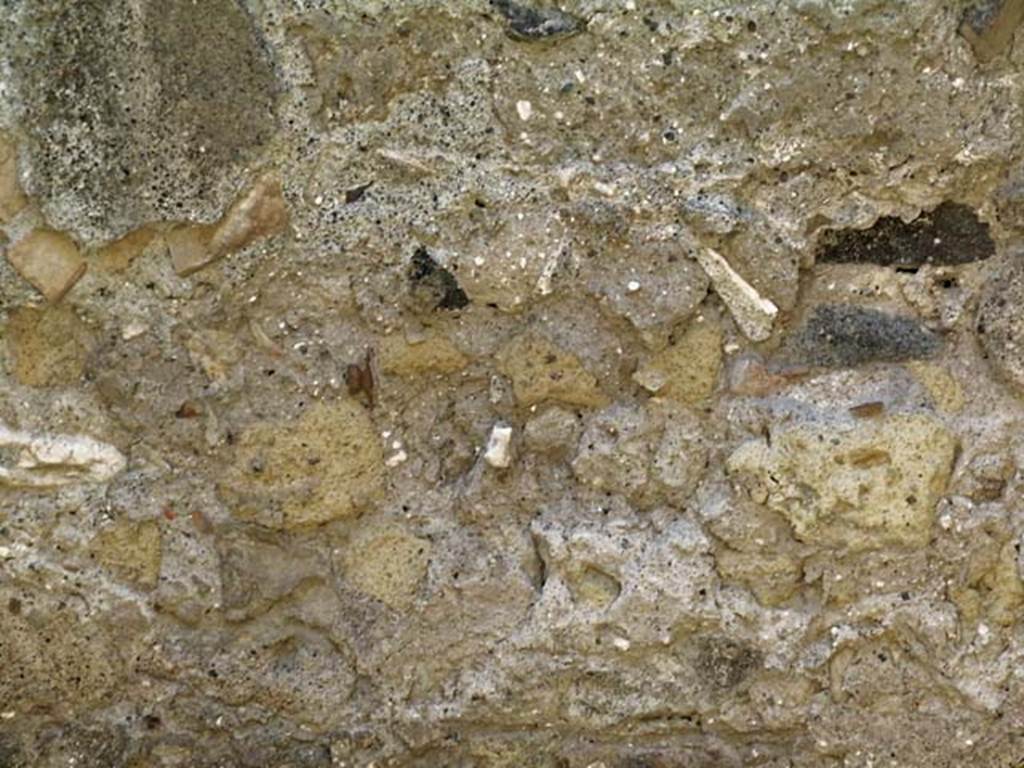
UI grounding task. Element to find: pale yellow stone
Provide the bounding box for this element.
[7,228,86,303]
[907,361,965,413]
[0,133,27,223]
[714,548,802,607]
[4,304,91,387]
[94,225,161,273]
[496,333,608,408]
[223,401,384,529]
[727,414,956,550]
[91,520,162,590]
[633,320,722,404]
[378,332,468,376]
[344,525,430,610]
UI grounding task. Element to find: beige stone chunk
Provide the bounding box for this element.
[223,401,384,529]
[343,525,430,610]
[0,133,27,223]
[5,304,91,387]
[727,414,956,550]
[210,174,290,255]
[166,222,217,277]
[496,333,608,408]
[633,320,722,404]
[960,0,1024,62]
[94,225,160,273]
[7,228,86,303]
[91,520,162,590]
[171,174,289,276]
[907,361,965,413]
[0,423,126,489]
[695,247,777,341]
[714,548,802,607]
[378,332,468,376]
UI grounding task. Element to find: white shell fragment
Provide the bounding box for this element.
[695,247,778,341]
[484,424,514,468]
[0,424,127,488]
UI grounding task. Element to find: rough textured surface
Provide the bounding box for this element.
[4,1,1024,766]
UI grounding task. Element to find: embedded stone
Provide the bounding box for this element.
[727,414,956,550]
[6,228,86,302]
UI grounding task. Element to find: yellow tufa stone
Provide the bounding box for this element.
[170,174,289,276]
[633,320,722,404]
[727,414,956,550]
[223,400,384,529]
[94,225,161,273]
[7,228,87,303]
[0,132,27,223]
[496,333,608,409]
[4,304,91,387]
[906,361,965,413]
[378,332,468,376]
[343,524,430,610]
[90,520,162,590]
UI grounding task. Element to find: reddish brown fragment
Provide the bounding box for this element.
[849,401,885,419]
[345,348,376,408]
[190,509,214,534]
[175,401,201,419]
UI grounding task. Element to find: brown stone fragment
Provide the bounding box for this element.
[960,0,1024,61]
[6,228,86,302]
[166,222,217,277]
[94,225,160,272]
[170,174,289,276]
[0,133,27,223]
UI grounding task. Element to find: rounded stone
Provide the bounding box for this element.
[8,0,279,240]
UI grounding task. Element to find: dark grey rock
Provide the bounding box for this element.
[490,0,582,42]
[781,304,940,369]
[9,0,279,240]
[817,202,994,268]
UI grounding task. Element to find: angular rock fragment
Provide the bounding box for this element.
[170,175,289,276]
[695,247,777,341]
[633,320,722,404]
[90,520,162,590]
[408,247,469,311]
[378,332,468,376]
[343,525,430,610]
[817,202,994,267]
[0,132,27,223]
[490,0,582,42]
[497,333,607,408]
[781,304,939,369]
[0,424,126,488]
[727,414,956,550]
[978,260,1024,392]
[4,304,92,387]
[219,401,383,529]
[94,225,161,273]
[960,0,1024,61]
[6,228,86,302]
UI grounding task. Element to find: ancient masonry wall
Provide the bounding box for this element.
[4,1,1024,766]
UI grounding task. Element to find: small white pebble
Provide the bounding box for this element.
[612,637,631,651]
[386,450,408,468]
[724,342,740,354]
[0,546,11,559]
[626,280,641,293]
[516,100,533,121]
[0,711,14,720]
[484,424,514,468]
